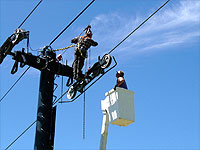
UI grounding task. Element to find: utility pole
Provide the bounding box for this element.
[34,50,56,150]
[5,48,73,149]
[0,0,98,149]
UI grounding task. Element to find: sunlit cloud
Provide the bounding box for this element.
[90,0,200,58]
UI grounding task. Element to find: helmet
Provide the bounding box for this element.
[85,25,93,38]
[116,70,124,77]
[86,32,92,38]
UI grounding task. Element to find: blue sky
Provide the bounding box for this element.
[0,0,199,149]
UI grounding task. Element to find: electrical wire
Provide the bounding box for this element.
[88,47,91,68]
[108,0,170,55]
[83,91,86,139]
[5,71,57,149]
[28,40,40,52]
[61,59,64,103]
[48,0,96,46]
[61,76,64,103]
[5,120,37,150]
[58,56,118,104]
[57,0,171,104]
[1,0,91,103]
[2,1,96,149]
[1,0,95,104]
[83,55,88,140]
[18,0,43,28]
[0,0,43,103]
[0,66,31,103]
[3,0,171,148]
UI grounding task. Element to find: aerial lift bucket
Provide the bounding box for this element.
[100,87,135,150]
[101,87,135,126]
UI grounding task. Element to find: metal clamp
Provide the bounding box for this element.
[11,61,19,74]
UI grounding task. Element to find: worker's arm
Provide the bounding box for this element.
[71,37,78,44]
[91,39,98,46]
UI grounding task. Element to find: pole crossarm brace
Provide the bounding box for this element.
[10,50,73,77]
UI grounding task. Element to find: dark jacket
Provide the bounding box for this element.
[71,36,98,50]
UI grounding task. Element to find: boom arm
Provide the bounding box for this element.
[100,110,109,150]
[10,50,73,77]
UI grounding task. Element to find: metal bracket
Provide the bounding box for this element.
[54,56,117,105]
[11,61,19,74]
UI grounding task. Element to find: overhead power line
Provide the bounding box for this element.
[18,0,43,28]
[57,0,171,104]
[108,0,170,55]
[83,91,86,139]
[3,0,171,148]
[5,120,37,150]
[0,67,30,103]
[48,0,96,46]
[0,0,95,103]
[0,0,43,103]
[3,1,97,148]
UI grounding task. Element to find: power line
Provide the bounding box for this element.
[48,0,96,46]
[83,91,86,139]
[0,0,43,103]
[108,0,170,55]
[5,120,37,150]
[18,0,43,28]
[0,67,30,103]
[3,0,171,148]
[83,57,88,140]
[1,0,95,103]
[57,57,118,104]
[57,0,171,104]
[2,1,96,149]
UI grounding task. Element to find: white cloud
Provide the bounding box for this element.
[90,0,200,57]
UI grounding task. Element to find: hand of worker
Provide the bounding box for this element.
[56,54,62,61]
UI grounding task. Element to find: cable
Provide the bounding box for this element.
[4,1,171,149]
[28,40,40,52]
[0,0,43,102]
[3,1,96,148]
[0,66,30,103]
[89,48,91,68]
[5,71,57,149]
[2,0,95,104]
[55,0,170,104]
[61,59,64,103]
[48,0,96,46]
[61,76,64,103]
[108,0,170,54]
[5,120,37,150]
[82,55,88,140]
[58,56,118,104]
[83,91,86,140]
[18,0,43,28]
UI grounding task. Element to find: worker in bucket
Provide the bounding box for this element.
[71,25,98,81]
[114,70,128,90]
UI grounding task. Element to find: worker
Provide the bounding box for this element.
[71,25,98,81]
[114,70,128,90]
